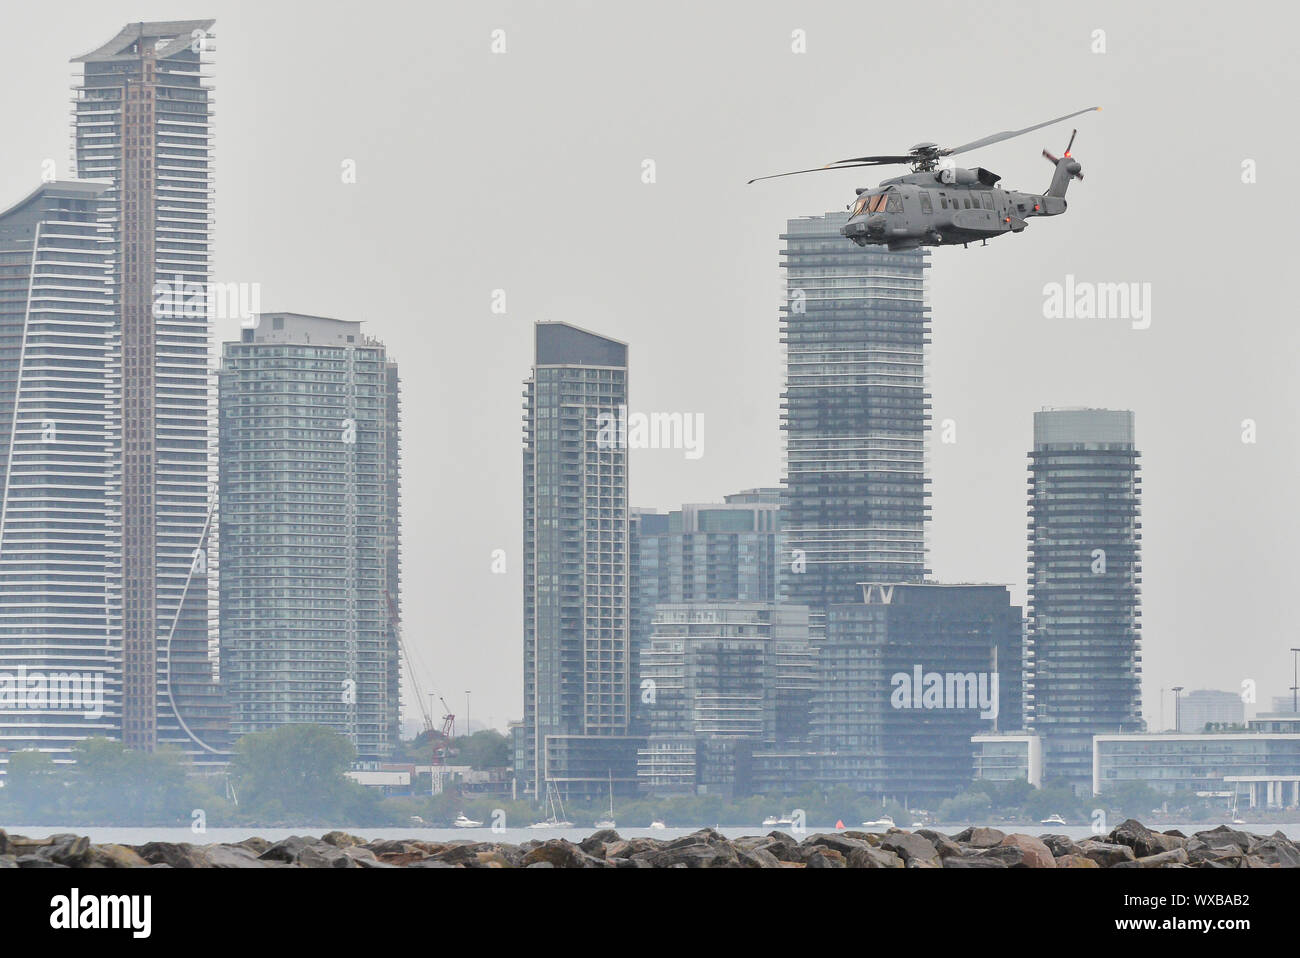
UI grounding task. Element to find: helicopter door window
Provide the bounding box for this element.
[886,194,902,213]
[982,193,994,210]
[920,193,932,214]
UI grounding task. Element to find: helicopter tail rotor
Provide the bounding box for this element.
[1043,129,1085,197]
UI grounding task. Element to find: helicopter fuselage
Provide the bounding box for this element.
[841,167,1067,251]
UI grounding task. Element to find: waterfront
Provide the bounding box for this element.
[9,822,1299,845]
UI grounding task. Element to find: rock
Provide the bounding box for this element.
[0,856,18,869]
[1077,840,1137,866]
[943,856,1009,868]
[236,836,272,855]
[40,835,92,866]
[880,832,940,867]
[1109,819,1186,858]
[1039,834,1080,858]
[0,830,7,855]
[998,834,1056,868]
[259,835,351,867]
[16,855,69,868]
[205,845,275,868]
[579,829,620,856]
[407,859,457,868]
[1192,825,1253,852]
[915,829,963,858]
[737,847,783,868]
[86,844,149,868]
[1245,836,1300,868]
[632,842,739,869]
[1054,854,1100,868]
[1186,841,1243,868]
[522,840,607,869]
[846,846,904,868]
[321,831,366,848]
[135,842,204,868]
[524,861,554,868]
[804,833,872,856]
[804,848,846,868]
[956,842,1024,868]
[1113,847,1189,869]
[952,826,1006,848]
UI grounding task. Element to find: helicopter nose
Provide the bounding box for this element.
[841,213,887,241]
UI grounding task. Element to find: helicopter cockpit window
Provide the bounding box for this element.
[868,193,889,213]
[981,193,994,210]
[886,193,902,213]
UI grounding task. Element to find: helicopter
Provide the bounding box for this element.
[748,107,1099,250]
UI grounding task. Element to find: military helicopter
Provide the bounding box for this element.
[749,107,1099,250]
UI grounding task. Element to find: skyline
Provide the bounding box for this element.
[0,3,1296,735]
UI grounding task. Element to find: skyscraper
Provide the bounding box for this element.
[811,583,1023,803]
[522,322,638,800]
[71,20,222,753]
[1027,408,1142,789]
[636,602,812,797]
[218,314,401,761]
[779,214,930,634]
[631,488,782,656]
[0,182,117,768]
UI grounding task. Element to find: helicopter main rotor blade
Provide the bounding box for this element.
[941,107,1100,158]
[747,157,914,184]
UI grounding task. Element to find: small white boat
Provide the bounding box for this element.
[453,814,483,828]
[593,770,616,829]
[649,819,666,830]
[860,815,896,831]
[911,822,927,829]
[762,815,781,827]
[530,781,574,828]
[1040,813,1068,826]
[408,815,426,826]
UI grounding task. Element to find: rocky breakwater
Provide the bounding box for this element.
[1,819,1297,868]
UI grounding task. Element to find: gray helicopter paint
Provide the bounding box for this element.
[751,107,1097,251]
[840,159,1077,251]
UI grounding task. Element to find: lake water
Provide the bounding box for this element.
[8,822,1299,845]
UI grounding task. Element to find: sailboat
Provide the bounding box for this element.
[594,770,616,829]
[529,781,575,828]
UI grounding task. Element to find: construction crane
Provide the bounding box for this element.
[385,590,433,733]
[384,591,457,779]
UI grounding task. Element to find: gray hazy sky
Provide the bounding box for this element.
[2,1,1296,734]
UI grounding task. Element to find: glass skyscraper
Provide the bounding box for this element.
[779,214,930,634]
[218,314,401,761]
[72,20,223,754]
[522,322,637,800]
[1027,408,1143,789]
[0,182,118,768]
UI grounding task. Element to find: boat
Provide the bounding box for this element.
[649,819,666,830]
[529,781,575,828]
[1040,813,1068,826]
[453,814,483,828]
[762,815,781,827]
[860,815,896,831]
[763,813,796,827]
[594,770,617,829]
